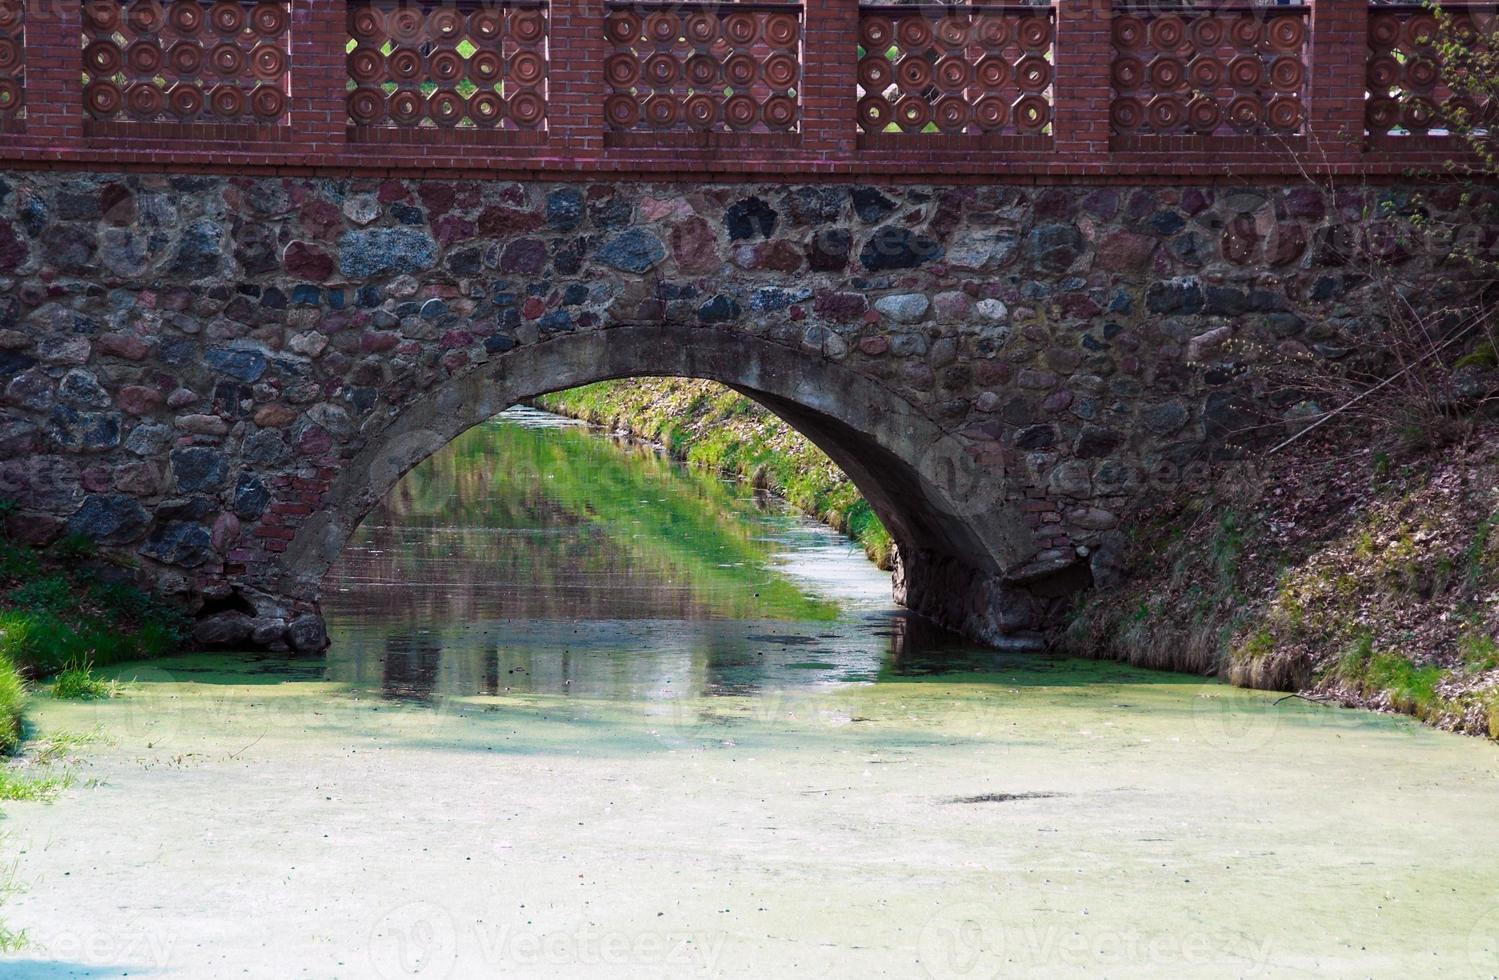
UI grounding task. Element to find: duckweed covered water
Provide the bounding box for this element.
[3,408,1498,978]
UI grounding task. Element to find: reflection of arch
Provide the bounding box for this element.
[277,324,1034,637]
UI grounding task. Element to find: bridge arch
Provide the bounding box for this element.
[275,323,1042,647]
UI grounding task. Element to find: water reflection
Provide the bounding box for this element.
[322,406,986,703]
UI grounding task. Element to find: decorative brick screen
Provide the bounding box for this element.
[346,1,549,134]
[856,4,1054,139]
[0,0,21,126]
[81,0,290,125]
[1365,5,1492,137]
[603,1,802,138]
[1109,6,1308,137]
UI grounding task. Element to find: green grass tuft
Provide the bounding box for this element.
[1338,634,1447,719]
[1364,652,1445,717]
[0,656,21,756]
[50,664,116,701]
[1458,630,1499,673]
[0,767,75,802]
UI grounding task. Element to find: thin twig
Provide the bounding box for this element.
[1266,307,1494,455]
[1274,692,1334,706]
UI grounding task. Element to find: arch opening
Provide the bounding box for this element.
[271,324,1049,648]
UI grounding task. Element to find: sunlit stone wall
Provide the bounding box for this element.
[0,172,1482,649]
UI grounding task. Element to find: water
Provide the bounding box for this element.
[4,407,1499,978]
[321,406,977,703]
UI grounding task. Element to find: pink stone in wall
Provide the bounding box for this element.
[732,241,801,273]
[283,241,333,281]
[434,216,476,249]
[1042,389,1074,413]
[82,466,112,493]
[212,512,241,553]
[253,403,298,428]
[639,196,694,223]
[117,385,164,416]
[359,331,400,354]
[417,183,457,216]
[167,388,197,409]
[96,332,152,360]
[477,206,545,237]
[1094,229,1157,273]
[299,199,342,241]
[175,414,229,436]
[668,217,720,276]
[296,425,333,456]
[114,461,163,496]
[813,292,866,322]
[933,291,970,320]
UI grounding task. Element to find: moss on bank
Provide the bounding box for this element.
[1063,428,1499,740]
[0,509,186,753]
[539,379,895,569]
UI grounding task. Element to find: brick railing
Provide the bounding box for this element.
[346,0,549,144]
[1364,3,1494,148]
[603,0,803,145]
[0,0,1490,178]
[1108,4,1310,150]
[855,4,1056,148]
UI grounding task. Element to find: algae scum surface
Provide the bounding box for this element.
[4,408,1499,978]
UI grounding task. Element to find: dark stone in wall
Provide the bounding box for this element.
[66,493,150,545]
[724,196,777,240]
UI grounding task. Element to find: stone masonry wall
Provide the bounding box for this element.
[0,171,1481,650]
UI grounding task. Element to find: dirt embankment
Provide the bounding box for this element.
[1064,426,1499,740]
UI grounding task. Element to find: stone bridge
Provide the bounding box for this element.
[0,0,1488,651]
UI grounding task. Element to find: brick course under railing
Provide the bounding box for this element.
[0,0,1492,179]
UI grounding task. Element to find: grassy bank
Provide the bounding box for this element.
[0,505,186,752]
[539,380,895,569]
[1063,427,1499,740]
